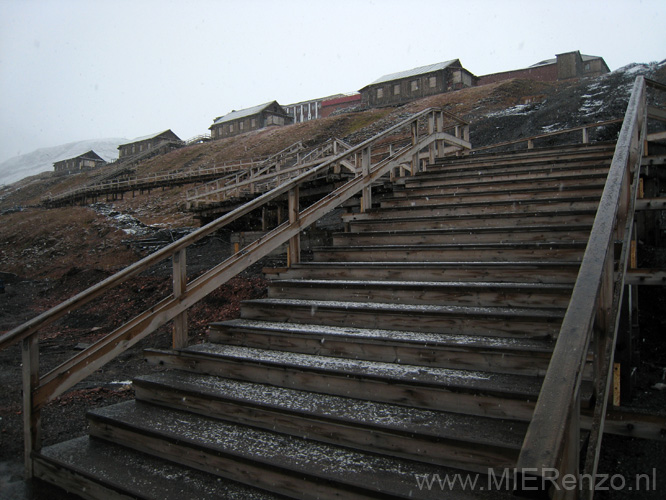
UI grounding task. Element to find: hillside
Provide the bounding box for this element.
[0,62,662,282]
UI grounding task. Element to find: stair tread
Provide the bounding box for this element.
[269,279,571,291]
[335,224,591,235]
[212,318,557,352]
[245,297,565,318]
[135,370,527,449]
[37,436,280,500]
[89,400,513,499]
[180,344,545,398]
[314,241,587,250]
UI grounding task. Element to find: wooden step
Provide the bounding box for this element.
[87,400,515,499]
[267,279,572,309]
[265,261,581,284]
[346,210,596,232]
[144,344,559,420]
[398,163,610,187]
[312,242,586,263]
[428,147,614,172]
[348,197,601,220]
[133,370,526,471]
[208,319,557,375]
[34,436,280,500]
[240,298,564,338]
[380,185,604,208]
[333,225,592,245]
[393,172,607,197]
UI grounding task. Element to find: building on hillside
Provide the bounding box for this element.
[118,130,182,159]
[321,93,362,118]
[209,101,293,140]
[478,51,610,86]
[53,150,106,176]
[360,59,478,108]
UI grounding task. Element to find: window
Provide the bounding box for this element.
[240,121,244,130]
[251,118,256,128]
[429,76,437,88]
[394,84,400,95]
[411,80,419,92]
[229,124,234,133]
[584,63,591,71]
[377,88,384,99]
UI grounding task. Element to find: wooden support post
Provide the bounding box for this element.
[22,336,41,478]
[613,363,621,406]
[172,248,188,349]
[261,206,267,232]
[288,187,300,266]
[361,147,372,211]
[428,112,435,166]
[411,121,419,175]
[582,127,590,144]
[436,111,444,157]
[389,144,396,182]
[527,139,534,150]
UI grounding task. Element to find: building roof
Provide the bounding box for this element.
[213,101,279,125]
[119,130,177,147]
[53,150,105,164]
[368,59,459,86]
[529,54,604,68]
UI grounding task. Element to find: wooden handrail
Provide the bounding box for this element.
[515,76,648,497]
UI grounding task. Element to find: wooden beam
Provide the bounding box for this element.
[172,249,188,349]
[635,198,666,210]
[647,106,666,122]
[625,269,666,285]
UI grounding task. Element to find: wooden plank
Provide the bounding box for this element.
[625,269,666,285]
[635,198,666,210]
[22,336,40,478]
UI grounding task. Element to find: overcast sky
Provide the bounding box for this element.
[0,0,664,164]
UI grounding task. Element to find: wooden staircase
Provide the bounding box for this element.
[29,142,618,499]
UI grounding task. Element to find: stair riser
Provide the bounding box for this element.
[208,327,553,376]
[133,382,519,472]
[271,266,579,284]
[267,285,571,309]
[88,419,371,500]
[312,246,584,263]
[144,351,538,421]
[33,459,131,500]
[393,177,606,197]
[332,229,591,246]
[348,200,601,220]
[348,214,596,232]
[240,303,561,338]
[380,188,603,208]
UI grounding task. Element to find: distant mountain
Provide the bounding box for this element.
[0,138,128,186]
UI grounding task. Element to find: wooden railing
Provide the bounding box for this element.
[515,76,649,498]
[0,107,470,478]
[185,138,353,208]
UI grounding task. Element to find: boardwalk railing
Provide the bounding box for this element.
[0,107,470,478]
[515,76,650,499]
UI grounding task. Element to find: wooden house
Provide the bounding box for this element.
[360,59,478,108]
[478,51,610,85]
[53,150,106,176]
[209,101,293,140]
[118,130,182,159]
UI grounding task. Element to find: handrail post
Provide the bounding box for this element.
[361,146,372,211]
[428,112,436,167]
[411,120,419,175]
[172,249,188,349]
[22,335,41,478]
[288,186,300,266]
[582,127,589,144]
